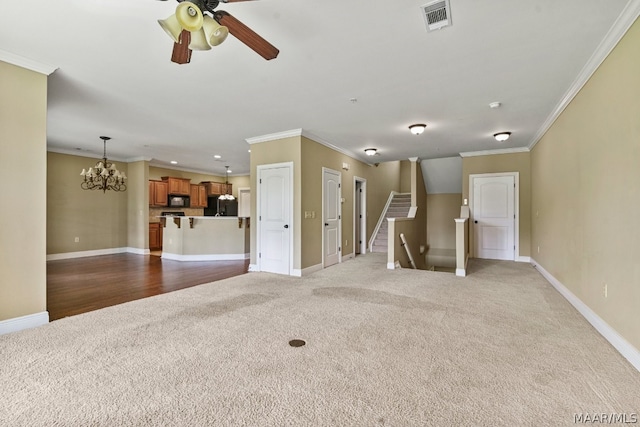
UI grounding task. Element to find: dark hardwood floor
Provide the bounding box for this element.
[46,254,249,321]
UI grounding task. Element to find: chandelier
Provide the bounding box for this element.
[80,136,127,193]
[219,166,235,200]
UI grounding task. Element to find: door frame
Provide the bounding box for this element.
[322,167,342,268]
[353,176,367,256]
[256,162,294,275]
[469,172,520,260]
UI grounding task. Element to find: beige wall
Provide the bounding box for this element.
[47,152,129,254]
[249,136,302,268]
[300,137,403,269]
[531,18,640,350]
[249,134,403,271]
[427,194,462,250]
[400,160,412,193]
[0,62,47,321]
[462,152,531,257]
[127,161,149,250]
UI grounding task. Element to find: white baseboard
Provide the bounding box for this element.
[517,256,531,263]
[455,268,466,277]
[161,253,249,262]
[531,258,640,372]
[291,269,302,277]
[127,247,150,255]
[302,263,323,276]
[387,262,396,270]
[248,264,259,272]
[0,311,49,335]
[47,247,128,261]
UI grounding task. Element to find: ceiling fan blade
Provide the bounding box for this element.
[213,10,279,60]
[171,30,192,64]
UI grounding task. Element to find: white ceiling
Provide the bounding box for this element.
[0,0,636,176]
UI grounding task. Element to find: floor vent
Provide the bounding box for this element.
[421,0,452,32]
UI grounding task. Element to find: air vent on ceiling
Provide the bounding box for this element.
[421,0,452,32]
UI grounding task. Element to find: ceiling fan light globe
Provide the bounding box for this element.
[493,132,511,142]
[158,15,183,43]
[189,28,212,50]
[203,15,229,46]
[175,2,204,32]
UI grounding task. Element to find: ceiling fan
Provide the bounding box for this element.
[157,0,279,64]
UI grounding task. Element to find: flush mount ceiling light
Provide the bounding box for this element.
[364,148,377,156]
[494,132,512,142]
[409,124,427,135]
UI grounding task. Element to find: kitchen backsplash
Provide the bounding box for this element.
[149,207,204,223]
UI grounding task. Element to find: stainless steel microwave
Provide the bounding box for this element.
[168,196,189,207]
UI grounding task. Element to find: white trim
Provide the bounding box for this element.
[529,0,640,151]
[302,263,323,276]
[291,269,302,277]
[387,262,396,270]
[455,268,466,277]
[353,177,367,256]
[459,147,530,158]
[516,256,531,263]
[369,191,401,252]
[47,247,128,261]
[127,247,151,255]
[246,129,302,144]
[256,162,295,275]
[0,49,58,75]
[248,264,259,272]
[47,147,131,162]
[322,167,342,268]
[0,312,49,335]
[161,253,249,261]
[302,130,364,161]
[408,206,418,218]
[531,258,640,372]
[469,172,520,261]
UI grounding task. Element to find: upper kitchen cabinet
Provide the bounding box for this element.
[190,184,208,208]
[203,181,232,196]
[162,177,191,195]
[149,180,168,206]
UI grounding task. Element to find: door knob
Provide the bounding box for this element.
[474,220,478,223]
[284,224,289,228]
[325,223,329,226]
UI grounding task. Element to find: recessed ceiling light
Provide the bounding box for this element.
[170,161,178,164]
[364,148,377,156]
[248,149,251,153]
[489,102,501,109]
[409,124,427,135]
[214,155,222,159]
[494,132,511,142]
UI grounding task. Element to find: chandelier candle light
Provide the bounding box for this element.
[80,136,127,193]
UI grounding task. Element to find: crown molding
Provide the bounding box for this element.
[300,130,365,162]
[528,0,640,150]
[459,147,530,158]
[0,49,57,75]
[245,129,302,145]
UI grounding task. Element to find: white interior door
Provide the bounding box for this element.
[323,168,341,267]
[473,175,515,260]
[258,165,291,274]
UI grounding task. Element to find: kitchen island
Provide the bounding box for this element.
[160,216,249,261]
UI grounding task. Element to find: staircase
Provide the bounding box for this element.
[371,194,412,253]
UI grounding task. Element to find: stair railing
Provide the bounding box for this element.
[368,191,398,252]
[399,233,417,269]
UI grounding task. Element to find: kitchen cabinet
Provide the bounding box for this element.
[162,177,191,195]
[149,222,163,250]
[149,180,168,206]
[204,182,232,196]
[190,184,208,208]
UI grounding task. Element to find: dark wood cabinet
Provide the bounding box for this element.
[149,222,163,250]
[149,180,168,206]
[190,184,208,208]
[162,177,191,195]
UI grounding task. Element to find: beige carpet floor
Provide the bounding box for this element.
[1,254,639,426]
